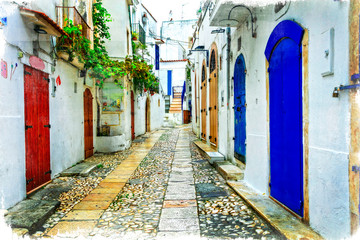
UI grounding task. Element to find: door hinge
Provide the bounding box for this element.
[24,71,32,76]
[25,125,33,130]
[267,68,270,73]
[43,77,50,82]
[233,137,235,140]
[26,178,34,185]
[209,136,212,139]
[44,124,51,128]
[300,200,304,210]
[208,78,211,82]
[269,182,271,188]
[45,170,52,175]
[215,138,217,142]
[200,86,202,89]
[209,107,212,110]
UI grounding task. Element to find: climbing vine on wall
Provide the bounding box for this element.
[56,0,158,92]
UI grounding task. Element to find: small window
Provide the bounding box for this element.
[202,65,206,82]
[210,49,216,73]
[238,37,241,51]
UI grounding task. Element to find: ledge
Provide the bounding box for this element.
[227,180,323,240]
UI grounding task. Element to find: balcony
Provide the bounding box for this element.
[55,6,91,40]
[132,23,146,44]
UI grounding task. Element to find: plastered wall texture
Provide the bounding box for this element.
[0,0,96,209]
[192,0,351,238]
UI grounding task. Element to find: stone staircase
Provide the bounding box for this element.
[169,93,182,113]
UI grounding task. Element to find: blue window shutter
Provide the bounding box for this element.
[155,45,160,70]
[167,70,172,95]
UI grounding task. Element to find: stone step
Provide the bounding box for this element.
[217,163,244,181]
[193,140,243,181]
[60,162,98,177]
[5,199,60,234]
[227,180,323,240]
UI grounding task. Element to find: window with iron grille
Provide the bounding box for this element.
[210,49,216,73]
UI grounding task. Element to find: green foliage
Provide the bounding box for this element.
[186,67,191,81]
[56,0,158,92]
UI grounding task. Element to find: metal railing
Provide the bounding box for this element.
[172,86,183,98]
[56,6,92,40]
[132,23,146,45]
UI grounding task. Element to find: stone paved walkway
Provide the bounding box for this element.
[34,126,280,239]
[157,129,200,238]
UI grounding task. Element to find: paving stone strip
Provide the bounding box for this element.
[158,129,200,239]
[42,130,164,238]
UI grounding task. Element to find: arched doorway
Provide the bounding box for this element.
[234,54,246,164]
[201,60,207,142]
[131,91,135,140]
[84,88,94,159]
[209,43,218,147]
[265,20,304,216]
[145,97,150,132]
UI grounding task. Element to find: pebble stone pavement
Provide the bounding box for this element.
[33,126,281,239]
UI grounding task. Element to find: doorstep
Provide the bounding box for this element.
[227,180,323,240]
[193,140,243,181]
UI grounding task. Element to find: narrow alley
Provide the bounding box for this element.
[22,126,279,239]
[1,0,360,239]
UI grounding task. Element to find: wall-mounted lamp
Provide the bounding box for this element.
[211,28,225,34]
[34,25,47,34]
[222,5,257,38]
[188,45,209,66]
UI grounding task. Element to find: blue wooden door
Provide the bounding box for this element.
[167,70,172,95]
[269,37,303,216]
[234,54,246,163]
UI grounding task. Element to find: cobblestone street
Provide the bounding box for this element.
[27,126,281,239]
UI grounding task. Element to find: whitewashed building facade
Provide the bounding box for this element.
[191,0,360,238]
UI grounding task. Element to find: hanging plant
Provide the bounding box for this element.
[56,0,158,90]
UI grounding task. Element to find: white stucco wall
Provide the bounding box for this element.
[134,92,164,136]
[0,0,94,208]
[150,93,165,130]
[50,60,85,176]
[0,43,27,209]
[104,0,131,58]
[194,0,351,238]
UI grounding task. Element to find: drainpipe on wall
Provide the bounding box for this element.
[226,26,231,161]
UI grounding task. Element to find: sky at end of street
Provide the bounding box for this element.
[142,0,202,23]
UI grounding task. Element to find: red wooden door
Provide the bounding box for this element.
[131,91,135,140]
[24,65,51,193]
[84,89,94,158]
